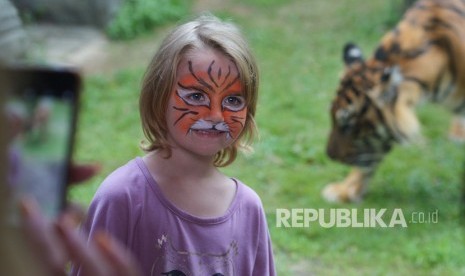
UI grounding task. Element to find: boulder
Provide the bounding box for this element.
[10,0,123,28]
[0,0,28,63]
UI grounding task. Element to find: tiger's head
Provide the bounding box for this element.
[326,42,406,168]
[327,3,456,169]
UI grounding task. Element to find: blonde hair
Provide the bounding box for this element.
[140,14,259,167]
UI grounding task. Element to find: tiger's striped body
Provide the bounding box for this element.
[324,0,465,202]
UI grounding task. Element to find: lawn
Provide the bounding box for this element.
[70,0,465,274]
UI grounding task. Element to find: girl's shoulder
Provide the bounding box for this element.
[233,178,265,210]
[94,157,149,200]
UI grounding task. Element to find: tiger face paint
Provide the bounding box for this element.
[166,48,247,155]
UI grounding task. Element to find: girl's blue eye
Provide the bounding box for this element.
[190,93,203,101]
[223,95,245,111]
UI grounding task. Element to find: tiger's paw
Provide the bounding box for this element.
[322,182,364,203]
[448,116,465,143]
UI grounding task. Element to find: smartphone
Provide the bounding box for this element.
[1,65,80,218]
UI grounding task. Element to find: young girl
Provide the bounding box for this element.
[73,15,276,275]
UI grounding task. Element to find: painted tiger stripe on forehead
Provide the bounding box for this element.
[220,65,231,86]
[206,60,239,90]
[207,60,219,87]
[184,60,241,94]
[188,60,214,91]
[222,75,241,94]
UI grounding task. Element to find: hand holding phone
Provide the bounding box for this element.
[1,65,80,218]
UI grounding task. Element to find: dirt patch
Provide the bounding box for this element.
[83,26,172,75]
[25,24,108,74]
[24,21,171,76]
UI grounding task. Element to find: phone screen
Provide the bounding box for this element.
[2,66,80,218]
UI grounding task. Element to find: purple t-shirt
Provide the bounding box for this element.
[73,157,276,276]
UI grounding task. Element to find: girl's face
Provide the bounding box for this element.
[166,47,247,158]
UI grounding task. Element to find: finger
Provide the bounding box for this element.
[20,197,50,250]
[20,197,68,275]
[93,232,142,276]
[55,216,108,276]
[68,163,101,184]
[60,202,86,226]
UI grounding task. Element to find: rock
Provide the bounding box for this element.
[25,24,108,73]
[10,0,124,28]
[0,0,28,63]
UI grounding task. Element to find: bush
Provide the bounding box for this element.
[106,0,190,40]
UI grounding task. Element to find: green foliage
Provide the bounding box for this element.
[236,0,290,8]
[106,0,191,40]
[385,0,411,27]
[70,70,146,205]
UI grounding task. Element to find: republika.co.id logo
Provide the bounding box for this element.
[275,208,439,228]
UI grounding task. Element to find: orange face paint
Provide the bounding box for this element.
[170,59,247,141]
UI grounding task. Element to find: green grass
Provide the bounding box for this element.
[106,0,191,40]
[70,0,465,274]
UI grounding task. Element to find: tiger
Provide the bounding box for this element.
[324,0,465,203]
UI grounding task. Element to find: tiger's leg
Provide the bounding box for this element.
[322,167,374,203]
[448,115,465,143]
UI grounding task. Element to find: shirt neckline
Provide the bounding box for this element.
[135,156,241,225]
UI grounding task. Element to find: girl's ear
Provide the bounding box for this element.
[343,42,364,66]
